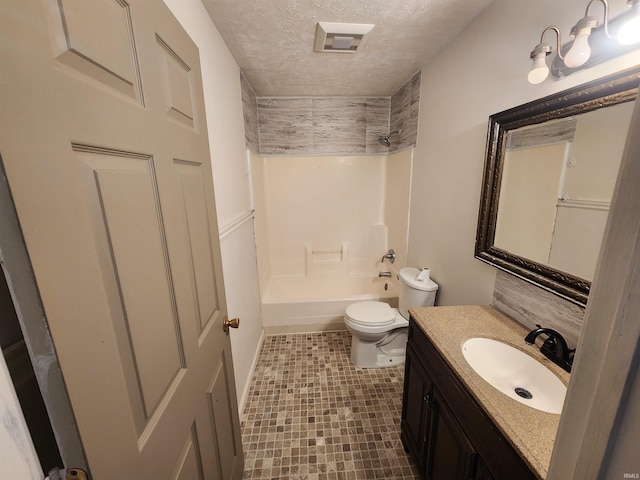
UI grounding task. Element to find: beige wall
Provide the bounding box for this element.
[564,101,635,200]
[408,0,640,307]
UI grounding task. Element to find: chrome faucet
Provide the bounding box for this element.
[381,249,396,264]
[524,324,575,373]
[378,271,392,278]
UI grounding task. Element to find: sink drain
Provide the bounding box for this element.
[515,387,533,399]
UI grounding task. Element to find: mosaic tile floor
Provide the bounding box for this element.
[241,331,420,479]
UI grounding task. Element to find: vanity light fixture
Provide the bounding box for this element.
[528,0,640,83]
[618,0,640,45]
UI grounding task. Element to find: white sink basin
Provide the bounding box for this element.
[461,337,567,414]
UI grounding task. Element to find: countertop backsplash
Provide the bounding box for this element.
[492,270,585,349]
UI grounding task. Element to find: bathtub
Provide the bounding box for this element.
[261,274,398,334]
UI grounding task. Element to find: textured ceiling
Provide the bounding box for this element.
[201,0,495,97]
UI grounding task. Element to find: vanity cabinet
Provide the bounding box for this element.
[401,317,536,480]
[402,344,477,478]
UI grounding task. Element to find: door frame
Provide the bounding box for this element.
[0,156,87,473]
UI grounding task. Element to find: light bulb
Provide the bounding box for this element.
[528,53,550,84]
[618,15,640,45]
[564,32,592,68]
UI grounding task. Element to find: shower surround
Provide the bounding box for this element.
[251,151,412,333]
[243,71,420,333]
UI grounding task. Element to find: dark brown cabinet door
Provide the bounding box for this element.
[426,388,478,480]
[401,344,433,472]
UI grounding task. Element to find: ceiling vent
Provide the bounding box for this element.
[314,22,375,53]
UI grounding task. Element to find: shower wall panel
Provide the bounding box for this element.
[385,150,413,271]
[240,70,259,152]
[256,97,390,156]
[391,71,421,152]
[257,97,314,155]
[262,155,385,278]
[366,98,393,155]
[311,98,367,155]
[241,70,421,156]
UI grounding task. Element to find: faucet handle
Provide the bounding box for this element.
[381,249,396,264]
[524,325,573,372]
[541,336,560,355]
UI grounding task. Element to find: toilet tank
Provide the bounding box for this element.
[398,267,439,319]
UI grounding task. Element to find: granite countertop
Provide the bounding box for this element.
[408,304,570,480]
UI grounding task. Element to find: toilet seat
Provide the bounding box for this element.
[345,301,396,327]
[344,301,409,334]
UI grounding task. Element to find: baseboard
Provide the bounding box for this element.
[238,329,265,418]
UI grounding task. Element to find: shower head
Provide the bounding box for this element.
[378,135,391,147]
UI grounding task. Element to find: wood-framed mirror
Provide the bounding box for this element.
[476,66,640,306]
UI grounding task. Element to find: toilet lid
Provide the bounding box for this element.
[345,301,396,326]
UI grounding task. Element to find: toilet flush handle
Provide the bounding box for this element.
[223,316,240,333]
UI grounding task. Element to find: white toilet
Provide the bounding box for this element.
[344,267,438,368]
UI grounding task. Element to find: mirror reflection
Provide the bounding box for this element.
[476,67,640,305]
[494,102,635,281]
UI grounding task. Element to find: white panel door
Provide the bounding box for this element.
[0,1,243,478]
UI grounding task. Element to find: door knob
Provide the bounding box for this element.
[223,316,240,333]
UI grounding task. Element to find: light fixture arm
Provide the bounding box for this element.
[528,26,564,84]
[581,0,612,38]
[534,26,564,60]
